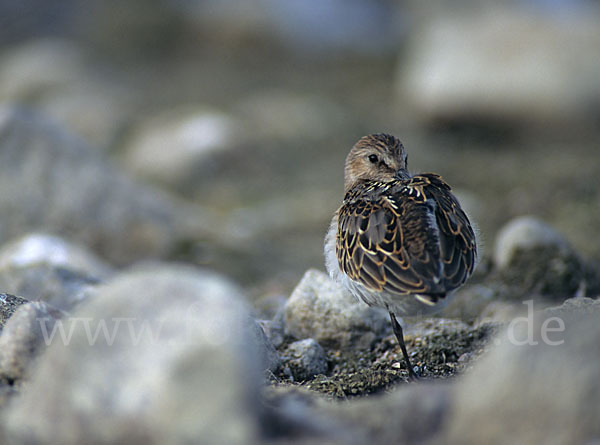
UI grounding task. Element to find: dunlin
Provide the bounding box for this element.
[325,133,477,379]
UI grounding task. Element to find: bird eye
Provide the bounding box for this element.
[368,154,378,164]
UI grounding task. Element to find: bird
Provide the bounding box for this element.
[324,133,478,380]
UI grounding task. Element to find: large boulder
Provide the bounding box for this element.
[3,264,266,444]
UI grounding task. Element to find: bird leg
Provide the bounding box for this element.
[389,312,419,380]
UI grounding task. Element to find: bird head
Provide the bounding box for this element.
[344,133,409,191]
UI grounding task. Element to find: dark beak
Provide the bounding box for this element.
[394,168,410,180]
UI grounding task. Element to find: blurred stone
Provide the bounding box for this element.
[541,296,600,319]
[184,0,401,55]
[400,7,600,126]
[284,269,389,349]
[235,90,346,141]
[440,284,498,323]
[252,321,282,374]
[0,38,132,150]
[38,82,132,151]
[0,105,211,266]
[494,216,570,269]
[258,310,285,349]
[317,383,452,443]
[253,293,287,321]
[4,264,262,444]
[123,108,241,188]
[0,294,29,331]
[493,216,584,301]
[285,338,328,381]
[0,233,113,310]
[0,301,63,383]
[260,385,350,443]
[446,310,600,444]
[0,39,85,102]
[475,300,526,327]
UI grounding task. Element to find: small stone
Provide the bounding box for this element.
[493,216,585,301]
[0,39,85,101]
[252,321,282,374]
[258,314,285,349]
[122,108,241,188]
[285,338,328,381]
[284,269,389,349]
[0,294,29,331]
[0,233,113,310]
[494,216,570,269]
[0,301,63,383]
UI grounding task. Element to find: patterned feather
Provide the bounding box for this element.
[336,173,477,304]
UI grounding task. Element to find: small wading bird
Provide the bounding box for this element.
[325,134,477,379]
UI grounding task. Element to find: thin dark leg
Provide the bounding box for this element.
[389,312,419,380]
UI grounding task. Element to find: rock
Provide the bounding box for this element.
[184,0,400,55]
[284,269,389,349]
[0,301,63,383]
[0,38,132,150]
[0,233,113,310]
[38,82,132,151]
[252,321,282,374]
[445,309,600,444]
[541,296,600,319]
[440,284,498,323]
[399,7,600,126]
[122,107,241,189]
[4,264,263,444]
[235,90,346,141]
[0,39,85,102]
[493,216,585,301]
[318,383,452,444]
[494,216,570,269]
[258,310,285,349]
[0,294,29,331]
[284,339,328,382]
[0,105,211,266]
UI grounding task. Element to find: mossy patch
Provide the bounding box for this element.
[271,321,499,399]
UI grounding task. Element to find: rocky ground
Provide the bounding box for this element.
[1,1,600,443]
[0,123,598,441]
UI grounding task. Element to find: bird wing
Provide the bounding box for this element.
[336,174,477,298]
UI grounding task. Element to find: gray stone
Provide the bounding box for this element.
[285,339,328,382]
[38,82,132,151]
[493,216,571,269]
[258,313,285,349]
[318,383,452,444]
[0,233,113,310]
[4,264,262,444]
[122,107,242,188]
[0,294,29,331]
[445,310,600,444]
[252,321,282,374]
[0,39,85,102]
[235,90,347,141]
[0,105,211,266]
[0,301,63,383]
[399,7,600,126]
[492,216,585,301]
[541,296,600,319]
[284,269,389,349]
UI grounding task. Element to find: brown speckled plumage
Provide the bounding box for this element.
[325,133,477,379]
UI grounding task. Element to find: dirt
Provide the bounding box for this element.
[270,321,499,399]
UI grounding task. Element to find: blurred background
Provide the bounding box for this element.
[1,0,599,300]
